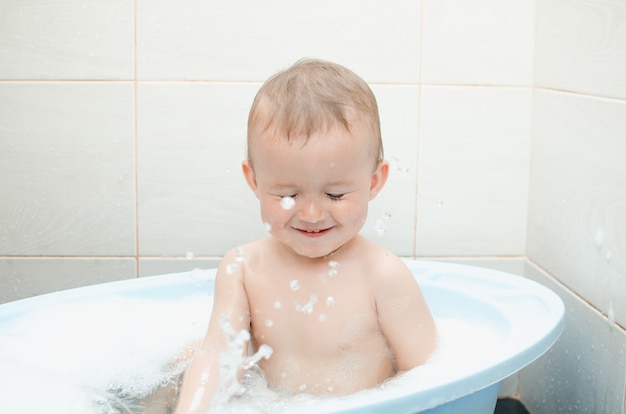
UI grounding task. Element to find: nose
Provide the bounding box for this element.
[297,198,326,223]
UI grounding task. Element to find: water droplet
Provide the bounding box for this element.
[328,260,340,276]
[280,196,295,210]
[319,313,327,322]
[608,302,615,329]
[236,247,245,262]
[289,280,300,291]
[274,301,282,309]
[326,296,335,307]
[226,263,239,274]
[265,319,274,328]
[594,229,604,248]
[374,219,385,236]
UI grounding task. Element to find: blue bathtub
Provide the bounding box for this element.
[0,260,564,413]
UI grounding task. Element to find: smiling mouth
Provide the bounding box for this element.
[297,227,332,237]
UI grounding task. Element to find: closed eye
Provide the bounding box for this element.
[326,193,344,201]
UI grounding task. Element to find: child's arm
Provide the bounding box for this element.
[174,248,251,414]
[375,257,436,374]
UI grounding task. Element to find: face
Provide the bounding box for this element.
[243,121,388,259]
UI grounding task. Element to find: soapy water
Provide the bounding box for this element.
[0,288,503,414]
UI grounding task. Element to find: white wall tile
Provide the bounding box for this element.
[137,82,264,256]
[0,258,136,304]
[364,85,420,256]
[0,0,133,80]
[421,0,534,86]
[528,89,626,328]
[519,262,626,413]
[416,86,531,256]
[0,83,136,256]
[536,0,626,100]
[137,0,420,83]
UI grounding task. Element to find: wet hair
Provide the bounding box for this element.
[247,58,383,165]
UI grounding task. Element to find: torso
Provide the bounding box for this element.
[240,236,396,394]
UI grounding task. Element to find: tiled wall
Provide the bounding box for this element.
[523,0,626,412]
[0,0,625,411]
[0,0,534,298]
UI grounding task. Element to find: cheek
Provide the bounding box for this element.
[259,198,291,226]
[335,199,368,224]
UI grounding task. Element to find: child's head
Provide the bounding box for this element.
[243,59,389,259]
[247,58,383,167]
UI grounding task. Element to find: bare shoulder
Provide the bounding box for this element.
[217,238,268,275]
[356,237,413,284]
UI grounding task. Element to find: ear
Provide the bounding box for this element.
[242,160,259,197]
[369,160,389,201]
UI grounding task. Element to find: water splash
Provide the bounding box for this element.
[211,314,273,410]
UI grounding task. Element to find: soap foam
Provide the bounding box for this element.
[0,294,502,414]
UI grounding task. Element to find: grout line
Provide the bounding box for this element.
[412,0,426,259]
[526,257,626,332]
[133,0,140,278]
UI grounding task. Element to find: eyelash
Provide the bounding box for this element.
[326,193,344,201]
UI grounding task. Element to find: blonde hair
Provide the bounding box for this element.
[247,58,383,164]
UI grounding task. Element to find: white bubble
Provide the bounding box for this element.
[274,301,282,309]
[265,319,274,328]
[374,219,385,236]
[264,222,272,232]
[319,313,327,322]
[326,297,335,307]
[185,251,195,260]
[296,294,318,315]
[280,196,295,210]
[289,280,300,291]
